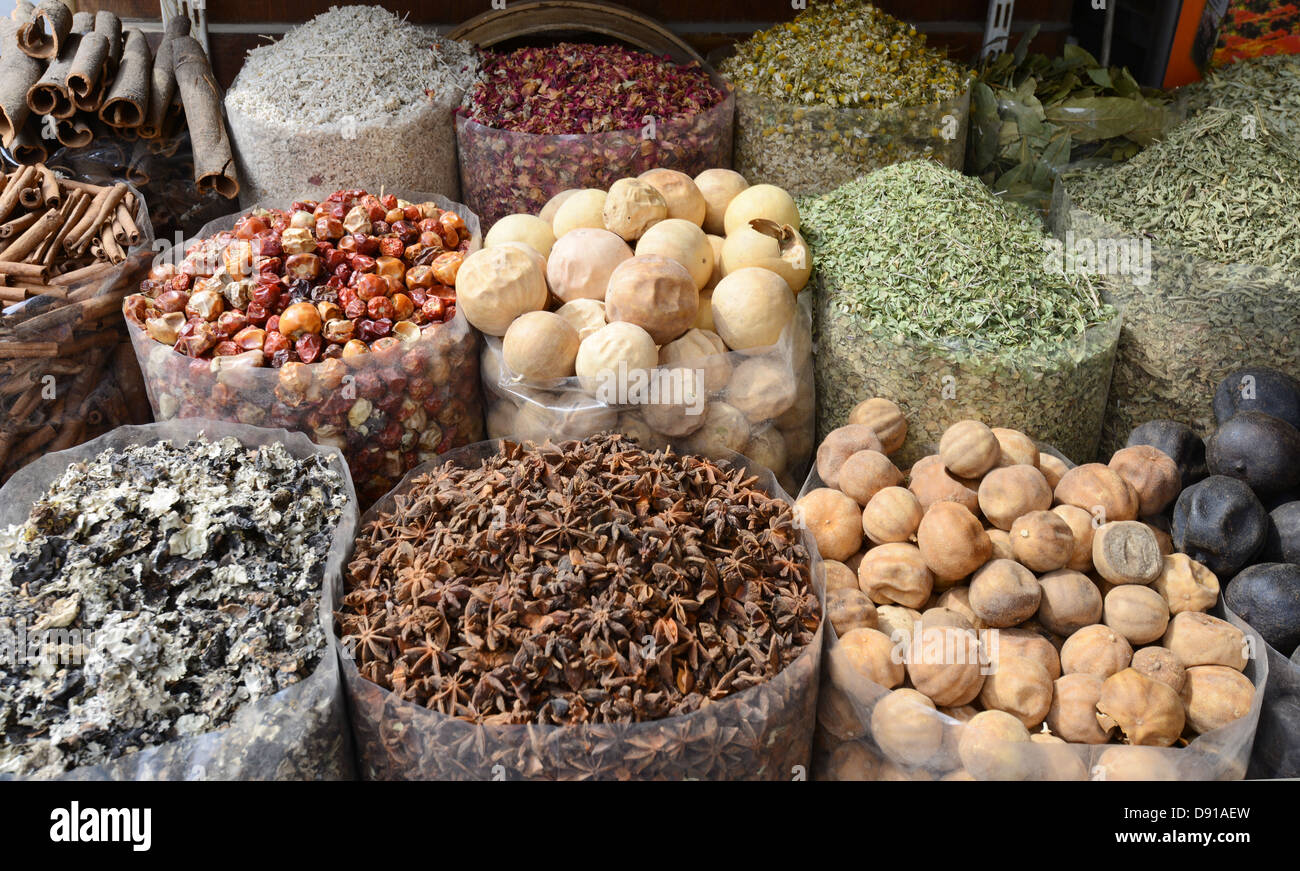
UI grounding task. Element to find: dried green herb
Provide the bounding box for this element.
[968,30,1175,212]
[1057,107,1300,453]
[804,161,1119,464]
[1179,53,1300,141]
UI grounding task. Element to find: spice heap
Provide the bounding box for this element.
[1180,53,1300,137]
[123,189,484,505]
[804,161,1117,463]
[968,37,1174,212]
[1,164,151,484]
[0,3,237,197]
[1060,108,1300,451]
[225,6,480,202]
[339,433,821,728]
[720,0,970,193]
[462,43,723,134]
[0,435,348,778]
[456,44,732,225]
[468,169,815,489]
[808,404,1257,781]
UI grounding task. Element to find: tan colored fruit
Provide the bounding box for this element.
[847,397,907,455]
[1131,646,1187,692]
[992,428,1039,467]
[958,710,1033,781]
[1060,624,1132,678]
[1046,673,1113,744]
[1102,585,1171,645]
[827,588,879,635]
[862,486,923,545]
[968,559,1041,628]
[906,625,986,706]
[1036,569,1103,636]
[834,627,905,689]
[1096,667,1185,746]
[823,560,861,593]
[978,464,1053,530]
[1054,463,1140,522]
[638,168,707,225]
[795,488,863,562]
[1151,553,1220,614]
[1162,611,1248,670]
[857,542,933,609]
[939,420,1000,478]
[917,502,991,584]
[1180,665,1254,734]
[817,424,883,490]
[1092,521,1163,585]
[979,654,1053,728]
[838,450,902,506]
[908,454,980,515]
[1108,444,1181,516]
[871,688,944,767]
[1010,510,1075,572]
[1052,504,1096,572]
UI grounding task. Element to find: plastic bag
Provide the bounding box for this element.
[1244,637,1300,779]
[480,293,815,493]
[340,437,824,781]
[1,184,155,484]
[123,192,485,507]
[0,418,358,781]
[1052,179,1300,457]
[800,463,1268,782]
[455,79,734,227]
[732,87,969,197]
[813,271,1122,467]
[227,86,465,208]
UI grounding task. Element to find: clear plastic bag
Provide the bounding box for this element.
[1052,179,1300,457]
[455,80,734,227]
[227,86,465,208]
[814,271,1122,467]
[733,87,969,197]
[0,418,359,781]
[1241,629,1300,779]
[122,192,485,507]
[480,293,815,493]
[800,464,1268,782]
[1,184,155,483]
[340,437,824,781]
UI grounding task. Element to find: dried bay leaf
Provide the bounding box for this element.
[1045,96,1150,141]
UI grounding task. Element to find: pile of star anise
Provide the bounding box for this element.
[337,433,821,726]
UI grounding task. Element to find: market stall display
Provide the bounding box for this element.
[967,34,1175,213]
[0,419,356,780]
[806,160,1119,467]
[457,42,732,226]
[471,168,814,491]
[1056,108,1300,456]
[122,189,484,506]
[337,432,823,779]
[1126,367,1300,778]
[719,0,970,196]
[0,165,154,483]
[807,403,1266,781]
[225,6,478,206]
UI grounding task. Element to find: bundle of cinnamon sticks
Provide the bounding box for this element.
[0,162,139,293]
[1,1,237,199]
[0,160,152,479]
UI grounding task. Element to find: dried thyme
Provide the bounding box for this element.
[1058,107,1300,452]
[804,161,1119,463]
[1179,53,1300,138]
[0,437,348,779]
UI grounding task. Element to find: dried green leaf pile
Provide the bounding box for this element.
[805,160,1120,464]
[1179,53,1300,138]
[968,33,1174,212]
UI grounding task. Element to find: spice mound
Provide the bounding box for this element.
[0,436,348,778]
[339,433,821,725]
[126,189,472,367]
[462,43,724,135]
[720,0,967,109]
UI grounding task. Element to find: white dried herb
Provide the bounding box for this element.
[0,436,347,779]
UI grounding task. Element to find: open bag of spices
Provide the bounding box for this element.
[336,433,824,780]
[796,406,1267,781]
[0,418,359,780]
[456,42,734,226]
[464,166,816,492]
[805,160,1122,467]
[121,189,485,507]
[1053,108,1300,456]
[717,1,971,196]
[1,167,155,484]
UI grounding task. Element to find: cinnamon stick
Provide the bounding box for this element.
[49,260,113,286]
[100,28,150,128]
[26,31,80,118]
[43,191,88,267]
[9,115,47,165]
[141,33,176,139]
[69,182,126,254]
[38,165,60,207]
[4,207,62,262]
[54,116,93,148]
[95,11,122,81]
[172,34,239,199]
[1,209,42,238]
[17,0,71,60]
[0,260,47,280]
[0,31,45,143]
[0,165,36,221]
[18,184,43,209]
[65,30,109,110]
[0,341,58,357]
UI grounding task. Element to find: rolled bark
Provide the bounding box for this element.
[0,32,45,143]
[9,114,48,165]
[26,31,79,119]
[94,11,122,81]
[172,35,239,199]
[55,115,92,147]
[17,1,71,60]
[141,34,175,138]
[38,164,60,207]
[99,28,150,128]
[66,30,108,108]
[70,11,93,33]
[0,165,36,222]
[12,2,35,24]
